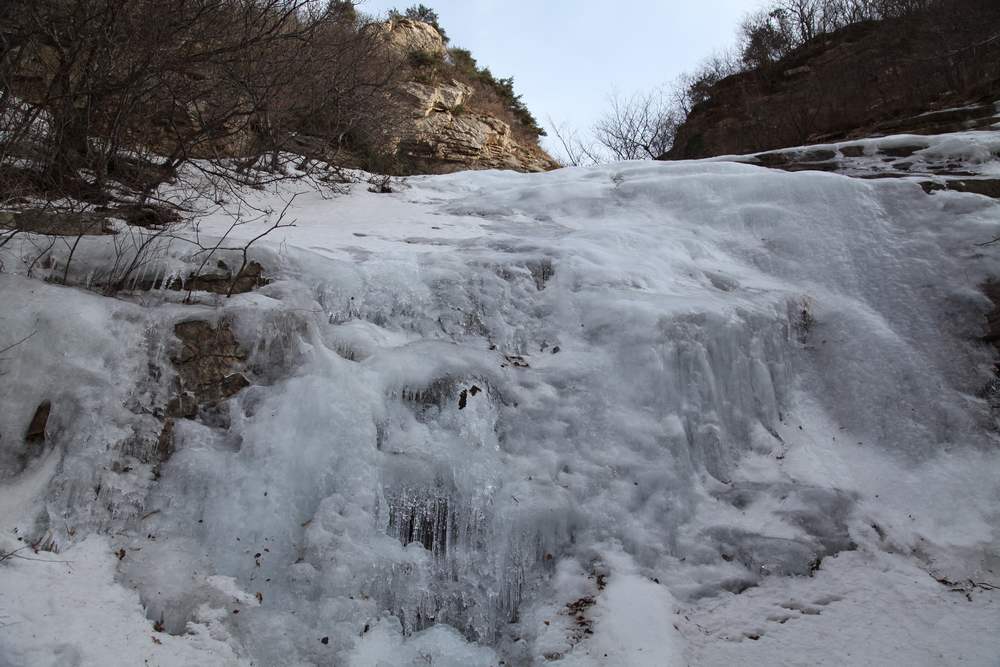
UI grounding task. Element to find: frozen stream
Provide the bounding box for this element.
[3,139,1000,665]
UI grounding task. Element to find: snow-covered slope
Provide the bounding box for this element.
[2,133,1000,665]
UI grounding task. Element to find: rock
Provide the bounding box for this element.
[157,418,175,463]
[167,261,267,296]
[798,149,837,162]
[6,210,113,236]
[919,178,1000,199]
[879,143,928,158]
[755,152,792,167]
[399,80,472,117]
[219,372,251,397]
[25,400,51,443]
[398,109,558,173]
[839,145,866,157]
[752,148,838,172]
[778,161,841,172]
[874,102,1000,136]
[115,204,182,228]
[663,6,1000,160]
[947,178,1000,199]
[166,391,198,419]
[0,203,178,239]
[379,18,447,59]
[379,19,557,174]
[169,320,250,419]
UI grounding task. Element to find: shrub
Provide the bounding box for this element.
[408,49,443,72]
[445,48,545,138]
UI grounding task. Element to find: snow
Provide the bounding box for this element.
[0,536,245,667]
[682,549,1000,666]
[550,548,685,666]
[2,130,1000,665]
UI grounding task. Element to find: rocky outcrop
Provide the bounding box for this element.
[394,79,557,173]
[172,260,267,296]
[167,320,249,421]
[383,20,557,174]
[399,79,472,116]
[379,18,447,59]
[664,3,1000,160]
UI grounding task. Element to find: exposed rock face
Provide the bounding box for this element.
[394,80,558,173]
[399,80,473,117]
[174,260,267,296]
[385,21,557,174]
[167,320,249,420]
[380,18,447,59]
[665,4,1000,160]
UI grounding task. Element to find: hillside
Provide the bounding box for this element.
[2,123,1000,664]
[0,4,553,193]
[378,18,557,174]
[665,2,1000,160]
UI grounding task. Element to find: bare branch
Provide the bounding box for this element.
[593,89,678,161]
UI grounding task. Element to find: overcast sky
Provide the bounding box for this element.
[358,0,765,150]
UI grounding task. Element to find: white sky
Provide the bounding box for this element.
[358,0,766,149]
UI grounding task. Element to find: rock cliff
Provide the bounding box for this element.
[383,19,557,174]
[664,3,1000,160]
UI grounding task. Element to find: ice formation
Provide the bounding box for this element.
[2,130,1000,665]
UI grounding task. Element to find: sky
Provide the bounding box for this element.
[358,0,766,151]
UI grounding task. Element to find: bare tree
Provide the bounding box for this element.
[0,0,416,294]
[592,90,678,161]
[0,0,405,202]
[546,116,602,167]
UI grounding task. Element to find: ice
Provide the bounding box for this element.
[2,131,1000,663]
